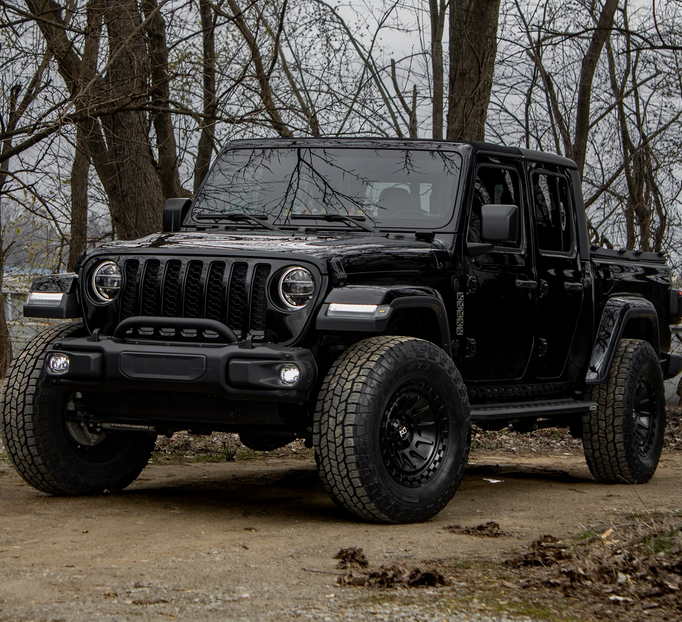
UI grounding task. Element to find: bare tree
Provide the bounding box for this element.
[194,0,218,192]
[491,0,682,258]
[447,0,502,141]
[0,46,53,375]
[142,0,187,199]
[429,0,446,138]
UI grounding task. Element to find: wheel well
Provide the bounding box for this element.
[621,317,657,351]
[384,308,444,348]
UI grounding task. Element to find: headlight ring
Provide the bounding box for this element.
[90,260,122,303]
[278,266,315,310]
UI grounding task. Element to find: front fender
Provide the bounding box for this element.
[23,273,81,319]
[315,285,452,357]
[585,294,659,384]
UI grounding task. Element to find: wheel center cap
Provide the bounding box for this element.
[398,425,409,440]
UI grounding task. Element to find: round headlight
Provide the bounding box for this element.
[279,266,315,310]
[91,260,122,303]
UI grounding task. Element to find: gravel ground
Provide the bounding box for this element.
[0,410,680,622]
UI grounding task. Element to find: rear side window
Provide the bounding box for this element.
[467,165,522,249]
[532,172,574,254]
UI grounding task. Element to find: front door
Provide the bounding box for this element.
[529,164,585,379]
[458,159,536,382]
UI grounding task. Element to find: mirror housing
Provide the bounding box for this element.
[162,198,192,232]
[481,204,519,244]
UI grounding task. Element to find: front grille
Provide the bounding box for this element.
[227,263,248,334]
[119,258,271,340]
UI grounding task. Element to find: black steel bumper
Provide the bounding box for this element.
[46,330,317,403]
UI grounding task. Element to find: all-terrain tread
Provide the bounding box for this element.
[313,336,470,523]
[583,338,665,484]
[0,322,154,495]
[1,323,84,493]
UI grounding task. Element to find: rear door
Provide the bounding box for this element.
[529,164,585,379]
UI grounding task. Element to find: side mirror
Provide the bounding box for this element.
[481,204,518,244]
[162,198,192,232]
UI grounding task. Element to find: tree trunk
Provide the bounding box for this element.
[142,0,187,199]
[446,0,501,141]
[27,0,166,239]
[99,0,164,238]
[226,0,294,138]
[68,126,89,271]
[571,0,619,178]
[194,0,217,194]
[429,0,446,139]
[0,236,11,379]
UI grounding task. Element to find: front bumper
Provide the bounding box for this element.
[45,333,317,404]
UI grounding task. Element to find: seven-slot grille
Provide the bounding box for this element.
[117,258,271,339]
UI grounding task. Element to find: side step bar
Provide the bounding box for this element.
[470,399,597,421]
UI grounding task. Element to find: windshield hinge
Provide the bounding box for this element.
[415,231,435,243]
[328,257,348,287]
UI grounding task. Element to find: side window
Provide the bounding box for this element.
[532,172,574,254]
[468,165,522,248]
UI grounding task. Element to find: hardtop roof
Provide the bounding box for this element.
[224,137,578,169]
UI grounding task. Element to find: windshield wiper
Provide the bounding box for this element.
[290,214,375,233]
[194,212,281,232]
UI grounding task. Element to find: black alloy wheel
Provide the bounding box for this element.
[380,381,447,487]
[584,338,666,484]
[314,335,470,523]
[632,371,660,459]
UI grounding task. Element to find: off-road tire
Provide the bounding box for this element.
[0,322,156,495]
[583,338,665,484]
[313,336,470,523]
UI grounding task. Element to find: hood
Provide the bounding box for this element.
[90,231,451,274]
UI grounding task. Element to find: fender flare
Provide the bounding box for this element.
[585,294,659,384]
[23,273,81,319]
[315,285,452,357]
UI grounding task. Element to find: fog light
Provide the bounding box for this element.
[280,364,301,385]
[47,353,70,375]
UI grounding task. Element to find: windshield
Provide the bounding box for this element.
[192,148,463,230]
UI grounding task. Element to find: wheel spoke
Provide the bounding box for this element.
[411,404,431,417]
[398,451,417,470]
[635,397,651,411]
[634,426,647,444]
[379,381,447,485]
[634,416,651,442]
[635,384,648,403]
[408,449,428,463]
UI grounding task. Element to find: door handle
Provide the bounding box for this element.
[564,281,583,293]
[515,279,538,290]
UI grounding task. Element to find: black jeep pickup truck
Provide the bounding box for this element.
[4,138,681,523]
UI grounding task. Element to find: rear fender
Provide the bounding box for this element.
[586,295,659,384]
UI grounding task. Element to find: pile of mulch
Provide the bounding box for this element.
[471,423,582,455]
[471,406,682,455]
[444,521,507,537]
[503,516,682,621]
[153,431,241,461]
[337,563,450,588]
[334,547,448,588]
[334,547,369,569]
[152,431,309,462]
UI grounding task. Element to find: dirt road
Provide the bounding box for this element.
[0,436,680,622]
